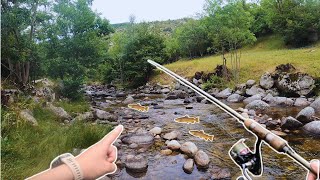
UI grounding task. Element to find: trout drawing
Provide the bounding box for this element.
[174,115,200,124]
[128,103,149,112]
[189,130,214,142]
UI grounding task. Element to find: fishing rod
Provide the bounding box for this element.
[147,59,318,179]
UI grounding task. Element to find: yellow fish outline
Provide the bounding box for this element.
[128,103,149,112]
[189,130,214,142]
[174,115,200,124]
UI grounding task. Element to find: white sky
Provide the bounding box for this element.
[91,0,206,24]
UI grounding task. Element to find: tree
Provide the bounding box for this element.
[204,0,256,83]
[1,0,51,88]
[262,0,320,46]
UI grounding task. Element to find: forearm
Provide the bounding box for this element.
[27,164,74,180]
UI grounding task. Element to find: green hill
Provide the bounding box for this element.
[151,35,320,86]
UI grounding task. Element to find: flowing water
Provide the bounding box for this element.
[98,94,319,180]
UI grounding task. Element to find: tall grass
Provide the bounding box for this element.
[1,104,112,179]
[151,35,320,86]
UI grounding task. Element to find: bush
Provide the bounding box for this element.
[201,75,226,90]
[60,77,83,101]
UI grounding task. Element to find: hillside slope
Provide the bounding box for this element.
[151,35,320,85]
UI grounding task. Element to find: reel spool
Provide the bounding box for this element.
[229,138,263,180]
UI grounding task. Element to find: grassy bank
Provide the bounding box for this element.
[1,99,111,179]
[151,35,320,86]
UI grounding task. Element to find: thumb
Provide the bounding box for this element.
[101,125,123,146]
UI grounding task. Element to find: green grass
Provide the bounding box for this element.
[55,98,90,115]
[151,35,320,86]
[1,104,112,179]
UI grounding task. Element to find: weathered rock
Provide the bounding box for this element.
[175,82,181,90]
[243,94,261,104]
[260,72,274,89]
[294,98,311,107]
[208,88,220,97]
[125,155,148,172]
[95,109,117,121]
[173,90,188,99]
[165,94,178,100]
[73,112,93,122]
[216,88,232,99]
[194,150,210,168]
[161,88,170,94]
[123,96,134,104]
[19,109,38,126]
[121,133,154,145]
[296,107,315,124]
[129,143,138,149]
[210,167,231,179]
[270,97,294,106]
[163,131,178,140]
[246,79,256,88]
[246,85,265,96]
[235,83,246,95]
[192,78,199,85]
[47,103,71,120]
[183,159,194,174]
[180,142,198,157]
[227,94,244,103]
[160,149,172,155]
[262,93,274,103]
[265,119,279,129]
[245,100,270,111]
[275,73,315,96]
[303,121,320,136]
[167,140,181,150]
[183,97,192,104]
[266,88,280,96]
[281,116,303,130]
[149,127,162,135]
[115,92,126,97]
[310,97,320,112]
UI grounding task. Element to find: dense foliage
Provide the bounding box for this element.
[2,0,320,92]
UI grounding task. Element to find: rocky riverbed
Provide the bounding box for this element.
[81,80,320,180]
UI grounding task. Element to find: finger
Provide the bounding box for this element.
[106,162,117,174]
[101,125,123,146]
[307,160,319,180]
[107,145,117,163]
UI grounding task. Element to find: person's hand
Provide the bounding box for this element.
[75,125,123,179]
[307,160,320,180]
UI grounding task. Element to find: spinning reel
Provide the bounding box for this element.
[229,138,263,180]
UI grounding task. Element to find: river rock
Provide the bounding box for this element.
[270,97,294,106]
[235,83,246,95]
[173,90,188,99]
[161,88,170,94]
[245,100,270,111]
[167,140,181,150]
[123,96,134,104]
[149,127,162,135]
[281,116,303,130]
[294,98,311,107]
[19,109,38,126]
[227,94,243,103]
[183,159,194,174]
[180,142,198,157]
[246,79,256,88]
[194,150,210,168]
[310,97,320,112]
[95,109,117,121]
[160,149,172,155]
[121,133,154,145]
[246,85,265,96]
[210,167,231,179]
[129,143,138,149]
[125,154,148,172]
[115,92,126,97]
[303,121,320,136]
[163,131,178,140]
[47,103,71,120]
[243,94,261,104]
[262,93,274,103]
[260,72,274,89]
[165,94,178,100]
[216,88,232,99]
[296,107,315,124]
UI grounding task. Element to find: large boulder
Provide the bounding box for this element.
[245,100,270,111]
[270,97,294,106]
[275,72,315,96]
[125,154,148,172]
[310,97,320,112]
[281,116,303,130]
[260,72,274,89]
[243,94,261,104]
[227,94,244,103]
[303,121,320,136]
[180,142,198,157]
[216,88,232,99]
[246,85,265,96]
[19,109,38,126]
[47,103,71,120]
[296,107,315,124]
[194,150,210,168]
[183,159,194,174]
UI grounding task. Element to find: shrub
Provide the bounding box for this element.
[202,75,226,90]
